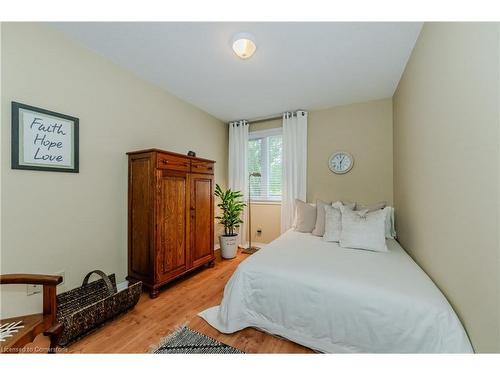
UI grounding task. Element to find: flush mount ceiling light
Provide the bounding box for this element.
[231,32,257,59]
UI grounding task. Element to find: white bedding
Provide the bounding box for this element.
[199,230,473,353]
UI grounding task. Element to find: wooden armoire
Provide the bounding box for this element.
[127,149,215,298]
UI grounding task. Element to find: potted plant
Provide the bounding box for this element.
[215,184,246,259]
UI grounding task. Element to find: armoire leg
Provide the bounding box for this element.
[207,260,216,268]
[149,288,159,299]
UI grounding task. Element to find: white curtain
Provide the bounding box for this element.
[228,120,249,246]
[281,111,308,233]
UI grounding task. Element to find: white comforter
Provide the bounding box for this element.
[199,230,473,353]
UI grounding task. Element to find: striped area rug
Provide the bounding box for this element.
[152,326,244,354]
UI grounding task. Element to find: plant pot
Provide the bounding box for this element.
[219,234,239,259]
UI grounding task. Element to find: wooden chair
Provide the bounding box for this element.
[0,274,63,354]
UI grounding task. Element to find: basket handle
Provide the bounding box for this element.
[82,270,115,296]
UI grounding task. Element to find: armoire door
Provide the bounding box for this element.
[156,170,189,282]
[189,173,214,268]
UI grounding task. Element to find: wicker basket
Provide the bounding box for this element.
[56,270,142,346]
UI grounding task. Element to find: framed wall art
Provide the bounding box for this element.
[11,102,79,173]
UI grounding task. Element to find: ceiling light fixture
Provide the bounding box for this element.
[231,32,257,60]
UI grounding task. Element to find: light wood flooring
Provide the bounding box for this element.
[62,249,313,353]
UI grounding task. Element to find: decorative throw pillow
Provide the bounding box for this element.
[355,202,396,239]
[385,207,397,239]
[323,204,341,242]
[311,200,330,236]
[339,206,388,252]
[293,199,317,233]
[292,201,316,228]
[342,201,357,209]
[356,201,387,213]
[323,201,356,242]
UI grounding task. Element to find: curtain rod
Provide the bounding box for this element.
[241,109,307,125]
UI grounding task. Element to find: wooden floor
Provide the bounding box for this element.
[63,249,313,353]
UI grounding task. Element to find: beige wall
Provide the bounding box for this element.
[249,118,282,133]
[393,23,500,352]
[249,203,281,244]
[0,23,228,318]
[307,99,393,205]
[248,99,393,243]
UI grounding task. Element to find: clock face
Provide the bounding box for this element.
[329,152,354,174]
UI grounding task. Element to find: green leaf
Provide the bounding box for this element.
[214,184,246,234]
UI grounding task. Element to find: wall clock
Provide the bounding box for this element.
[328,151,354,174]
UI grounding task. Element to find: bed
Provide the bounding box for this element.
[199,230,473,353]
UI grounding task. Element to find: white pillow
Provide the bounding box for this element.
[385,207,397,239]
[312,200,330,236]
[293,199,317,233]
[292,201,316,228]
[323,201,356,242]
[323,204,342,242]
[339,206,388,252]
[341,201,356,210]
[356,201,387,212]
[356,202,396,239]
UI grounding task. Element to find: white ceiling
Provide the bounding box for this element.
[51,22,422,122]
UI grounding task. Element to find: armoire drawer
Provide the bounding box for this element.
[191,160,214,174]
[157,153,190,171]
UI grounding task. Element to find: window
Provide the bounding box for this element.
[248,128,282,201]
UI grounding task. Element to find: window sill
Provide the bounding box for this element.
[249,200,282,206]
